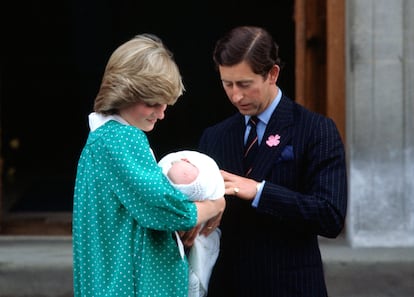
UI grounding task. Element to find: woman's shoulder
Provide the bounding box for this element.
[87,120,148,147]
[106,120,146,137]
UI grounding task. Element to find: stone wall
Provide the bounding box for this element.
[346,0,414,247]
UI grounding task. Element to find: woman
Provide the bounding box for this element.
[72,34,225,297]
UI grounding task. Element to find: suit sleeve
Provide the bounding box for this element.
[258,117,347,238]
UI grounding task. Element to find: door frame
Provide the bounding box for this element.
[295,0,345,142]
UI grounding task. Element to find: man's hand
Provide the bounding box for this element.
[221,170,259,200]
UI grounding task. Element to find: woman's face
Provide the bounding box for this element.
[119,101,167,132]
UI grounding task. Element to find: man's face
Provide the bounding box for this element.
[218,61,279,115]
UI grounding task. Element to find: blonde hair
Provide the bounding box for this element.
[94,34,185,114]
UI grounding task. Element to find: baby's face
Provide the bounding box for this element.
[167,158,199,185]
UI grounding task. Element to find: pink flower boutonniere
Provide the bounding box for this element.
[266,134,281,147]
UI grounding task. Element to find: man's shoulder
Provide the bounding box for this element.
[205,113,242,131]
[285,96,333,123]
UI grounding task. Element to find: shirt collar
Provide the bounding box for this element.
[88,112,129,131]
[245,87,283,125]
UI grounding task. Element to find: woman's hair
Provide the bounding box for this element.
[213,26,284,78]
[94,34,185,115]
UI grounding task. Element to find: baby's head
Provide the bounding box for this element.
[158,150,224,201]
[167,158,200,185]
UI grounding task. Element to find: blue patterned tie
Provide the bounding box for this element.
[244,116,259,176]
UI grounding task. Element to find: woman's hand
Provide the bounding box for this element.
[180,197,225,246]
[179,225,201,247]
[200,211,223,236]
[179,211,223,247]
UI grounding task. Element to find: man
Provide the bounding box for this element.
[199,26,347,297]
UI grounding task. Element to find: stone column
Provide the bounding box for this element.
[346,0,414,247]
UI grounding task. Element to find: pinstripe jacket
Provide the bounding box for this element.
[199,95,347,297]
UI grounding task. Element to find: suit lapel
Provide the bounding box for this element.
[249,96,295,179]
[224,114,246,175]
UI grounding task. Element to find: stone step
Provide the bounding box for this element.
[0,236,413,297]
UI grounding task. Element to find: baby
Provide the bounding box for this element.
[158,150,224,297]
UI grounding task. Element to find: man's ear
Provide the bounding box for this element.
[269,65,280,84]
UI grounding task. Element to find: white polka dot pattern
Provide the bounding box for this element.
[73,120,197,296]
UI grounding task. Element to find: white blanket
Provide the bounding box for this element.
[158,150,224,297]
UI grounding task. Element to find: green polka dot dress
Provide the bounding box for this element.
[73,120,197,297]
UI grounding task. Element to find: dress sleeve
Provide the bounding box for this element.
[103,126,197,232]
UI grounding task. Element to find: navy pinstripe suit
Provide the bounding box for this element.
[199,95,347,297]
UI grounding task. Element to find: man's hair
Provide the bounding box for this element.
[213,26,284,78]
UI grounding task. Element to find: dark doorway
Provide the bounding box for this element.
[1,1,294,230]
